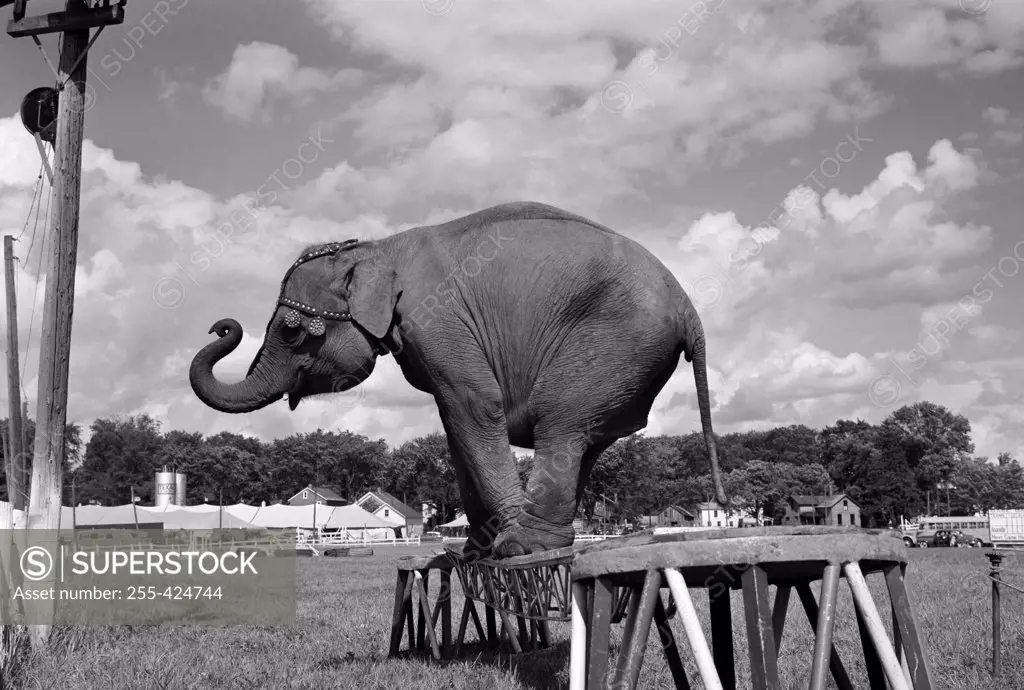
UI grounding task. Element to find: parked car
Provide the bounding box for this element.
[929,529,981,548]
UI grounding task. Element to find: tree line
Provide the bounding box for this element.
[0,400,1019,528]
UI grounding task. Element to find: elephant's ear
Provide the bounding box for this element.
[331,248,398,340]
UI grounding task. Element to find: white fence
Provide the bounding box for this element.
[440,533,613,545]
[574,534,612,542]
[295,527,421,546]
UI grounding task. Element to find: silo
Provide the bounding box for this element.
[154,468,176,508]
[174,472,187,506]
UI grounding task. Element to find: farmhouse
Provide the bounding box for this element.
[695,500,761,528]
[355,489,424,537]
[780,493,861,527]
[656,505,697,527]
[287,485,347,507]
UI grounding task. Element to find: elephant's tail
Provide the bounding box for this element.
[686,324,728,506]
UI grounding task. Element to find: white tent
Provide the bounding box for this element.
[321,504,395,539]
[228,503,324,528]
[145,508,258,531]
[0,500,401,539]
[441,513,469,528]
[72,504,163,528]
[146,502,223,513]
[223,503,261,522]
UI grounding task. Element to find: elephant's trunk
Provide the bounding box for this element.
[189,318,289,414]
[683,314,727,505]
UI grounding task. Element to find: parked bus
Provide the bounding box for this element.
[901,515,989,548]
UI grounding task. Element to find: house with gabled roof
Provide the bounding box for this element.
[656,505,697,528]
[781,493,861,527]
[355,488,424,537]
[287,485,347,507]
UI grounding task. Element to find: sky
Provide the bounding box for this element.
[0,0,1021,464]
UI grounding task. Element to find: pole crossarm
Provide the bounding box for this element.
[7,0,124,38]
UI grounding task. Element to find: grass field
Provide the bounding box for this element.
[10,545,1024,689]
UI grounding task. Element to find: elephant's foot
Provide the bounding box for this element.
[461,529,494,562]
[460,516,507,562]
[491,515,574,558]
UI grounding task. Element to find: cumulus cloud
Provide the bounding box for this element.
[0,0,1020,467]
[202,42,363,122]
[980,106,1024,149]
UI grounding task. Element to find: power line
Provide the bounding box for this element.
[16,163,44,242]
[21,174,51,390]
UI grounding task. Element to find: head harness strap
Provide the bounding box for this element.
[276,239,358,336]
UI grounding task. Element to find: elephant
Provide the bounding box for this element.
[189,201,726,558]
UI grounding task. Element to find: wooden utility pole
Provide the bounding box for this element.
[27,0,93,537]
[3,0,126,649]
[4,236,25,512]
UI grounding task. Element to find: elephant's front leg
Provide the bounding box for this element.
[450,462,504,561]
[435,384,524,558]
[492,433,595,557]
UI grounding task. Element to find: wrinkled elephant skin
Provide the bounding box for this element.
[189,201,726,559]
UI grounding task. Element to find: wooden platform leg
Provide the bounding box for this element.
[771,585,791,656]
[570,580,588,690]
[892,602,913,686]
[808,564,841,690]
[486,605,498,647]
[844,562,910,690]
[587,577,615,690]
[794,583,854,690]
[653,593,691,690]
[619,570,663,690]
[741,565,780,690]
[885,563,937,690]
[389,570,411,656]
[514,615,527,650]
[538,617,551,648]
[663,568,724,690]
[455,600,472,656]
[441,570,452,658]
[482,577,522,654]
[709,581,736,690]
[586,583,595,673]
[615,580,644,679]
[854,591,888,689]
[416,570,430,650]
[612,587,632,623]
[404,574,416,652]
[458,597,485,651]
[414,571,442,661]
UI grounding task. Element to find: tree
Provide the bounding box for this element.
[72,414,164,505]
[882,402,974,491]
[383,433,460,522]
[319,432,389,502]
[823,420,920,527]
[950,457,1000,515]
[0,417,82,503]
[732,425,822,467]
[514,452,534,491]
[178,443,261,504]
[580,439,629,520]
